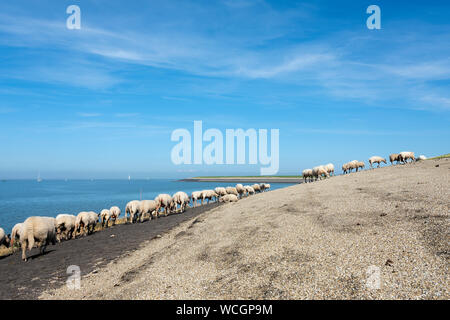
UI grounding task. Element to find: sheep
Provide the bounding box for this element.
[416,155,427,161]
[303,168,312,183]
[10,223,23,246]
[0,227,10,248]
[109,206,121,225]
[357,161,365,171]
[171,192,190,213]
[155,194,172,217]
[100,209,112,228]
[226,186,239,197]
[55,214,76,241]
[140,200,158,221]
[125,200,141,223]
[342,163,349,174]
[19,217,57,261]
[75,211,97,237]
[215,187,227,198]
[191,191,203,207]
[324,163,335,176]
[219,194,239,203]
[389,153,400,165]
[236,184,246,198]
[89,211,99,226]
[202,190,218,204]
[399,151,415,163]
[264,183,271,191]
[312,165,329,181]
[259,183,267,192]
[252,184,261,193]
[245,185,255,195]
[348,160,359,173]
[369,156,387,168]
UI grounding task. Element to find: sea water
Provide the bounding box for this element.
[0,179,295,233]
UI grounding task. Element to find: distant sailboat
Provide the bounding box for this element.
[128,175,131,181]
[37,171,42,183]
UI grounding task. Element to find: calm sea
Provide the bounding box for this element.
[0,179,294,233]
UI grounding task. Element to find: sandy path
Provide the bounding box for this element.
[41,159,449,300]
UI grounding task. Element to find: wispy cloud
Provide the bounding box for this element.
[0,3,449,112]
[77,112,102,117]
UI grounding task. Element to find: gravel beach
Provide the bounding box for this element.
[40,158,449,300]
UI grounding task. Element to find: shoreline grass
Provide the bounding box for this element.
[429,153,450,160]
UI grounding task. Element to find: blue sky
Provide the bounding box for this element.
[0,0,449,178]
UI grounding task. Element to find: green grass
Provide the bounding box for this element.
[429,153,450,160]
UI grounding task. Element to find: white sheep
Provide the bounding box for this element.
[303,169,313,182]
[264,183,271,191]
[109,206,121,225]
[245,185,255,195]
[0,227,10,248]
[236,184,246,198]
[313,165,329,181]
[155,194,173,217]
[140,200,158,221]
[55,214,76,241]
[215,187,227,197]
[191,191,203,207]
[125,200,142,223]
[348,160,359,173]
[342,163,349,174]
[389,153,400,165]
[399,151,415,163]
[324,163,335,176]
[75,211,97,237]
[19,217,57,261]
[100,209,112,228]
[226,186,239,197]
[356,161,365,171]
[10,223,23,246]
[219,194,239,203]
[171,192,190,213]
[89,211,99,225]
[202,190,218,204]
[252,184,261,193]
[416,155,427,161]
[369,156,387,168]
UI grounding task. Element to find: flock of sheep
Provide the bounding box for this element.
[0,150,425,261]
[0,183,271,262]
[303,151,422,183]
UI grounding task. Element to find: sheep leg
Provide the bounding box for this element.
[22,241,28,261]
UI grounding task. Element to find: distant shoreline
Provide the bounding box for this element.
[180,177,303,183]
